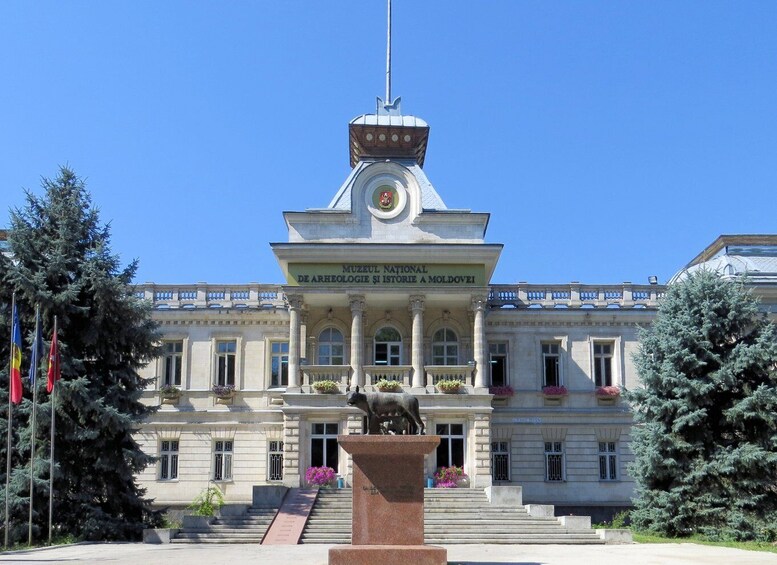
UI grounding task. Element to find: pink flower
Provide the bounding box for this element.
[542,385,568,396]
[489,385,515,396]
[595,386,621,397]
[305,466,336,486]
[434,466,467,488]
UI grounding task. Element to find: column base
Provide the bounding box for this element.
[329,545,447,565]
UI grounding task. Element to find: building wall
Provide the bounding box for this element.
[135,297,651,508]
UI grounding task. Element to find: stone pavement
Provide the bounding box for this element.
[1,542,776,565]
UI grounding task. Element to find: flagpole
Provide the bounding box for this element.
[47,316,57,545]
[28,305,40,546]
[5,293,16,549]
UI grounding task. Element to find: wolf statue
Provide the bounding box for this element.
[345,385,425,435]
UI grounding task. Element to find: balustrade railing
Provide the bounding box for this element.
[363,365,412,388]
[134,283,286,309]
[301,365,350,393]
[489,283,665,309]
[425,365,474,388]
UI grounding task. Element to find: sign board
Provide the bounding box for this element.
[287,263,485,287]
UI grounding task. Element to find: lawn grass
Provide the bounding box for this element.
[633,531,777,554]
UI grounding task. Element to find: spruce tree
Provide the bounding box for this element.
[0,167,160,544]
[628,270,777,541]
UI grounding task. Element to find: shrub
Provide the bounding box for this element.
[312,380,340,393]
[436,379,463,393]
[160,384,181,395]
[212,384,236,397]
[595,386,620,397]
[542,385,568,396]
[375,379,402,392]
[434,466,467,488]
[306,466,336,486]
[187,486,224,517]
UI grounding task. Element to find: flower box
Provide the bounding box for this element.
[212,384,235,404]
[542,385,567,406]
[595,386,620,405]
[436,379,463,394]
[160,385,181,405]
[488,385,514,397]
[375,379,402,393]
[312,380,340,394]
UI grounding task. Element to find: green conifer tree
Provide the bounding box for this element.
[0,167,160,544]
[628,270,777,541]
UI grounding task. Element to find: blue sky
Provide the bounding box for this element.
[1,1,775,286]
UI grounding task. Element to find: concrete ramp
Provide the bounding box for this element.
[262,488,319,545]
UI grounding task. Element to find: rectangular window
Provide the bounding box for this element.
[163,341,183,387]
[213,440,233,481]
[311,423,339,470]
[599,442,618,481]
[159,440,179,481]
[216,340,236,386]
[542,343,560,387]
[491,441,510,482]
[436,423,465,468]
[271,342,289,387]
[268,441,284,482]
[593,343,613,387]
[544,441,565,482]
[489,343,508,387]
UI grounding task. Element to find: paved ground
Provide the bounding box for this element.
[2,542,777,565]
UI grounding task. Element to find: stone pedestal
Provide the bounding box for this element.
[329,435,446,565]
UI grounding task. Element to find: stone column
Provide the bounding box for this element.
[409,295,425,390]
[287,294,303,391]
[349,295,366,389]
[471,295,488,390]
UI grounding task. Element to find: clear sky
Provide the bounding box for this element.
[1,1,775,287]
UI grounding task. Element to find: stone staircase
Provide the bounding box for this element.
[300,488,352,544]
[171,505,278,544]
[301,488,605,545]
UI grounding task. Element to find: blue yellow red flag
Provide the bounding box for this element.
[10,304,23,404]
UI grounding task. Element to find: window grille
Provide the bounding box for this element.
[545,441,564,482]
[491,441,510,481]
[599,441,618,480]
[214,440,233,481]
[159,440,179,480]
[268,441,284,481]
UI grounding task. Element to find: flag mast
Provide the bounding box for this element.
[47,316,58,545]
[4,293,16,549]
[28,305,41,545]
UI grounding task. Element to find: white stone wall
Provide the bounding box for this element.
[134,303,651,508]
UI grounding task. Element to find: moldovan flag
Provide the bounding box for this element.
[46,328,60,394]
[10,304,23,404]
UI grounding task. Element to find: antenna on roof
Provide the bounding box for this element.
[386,0,392,105]
[377,0,401,115]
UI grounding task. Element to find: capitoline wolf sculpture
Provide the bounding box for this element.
[346,386,425,435]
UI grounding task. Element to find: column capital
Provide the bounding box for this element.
[286,294,304,310]
[408,294,425,312]
[470,294,488,312]
[349,294,366,313]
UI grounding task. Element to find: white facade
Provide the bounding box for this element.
[135,101,776,511]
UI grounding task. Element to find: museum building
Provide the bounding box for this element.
[134,98,777,514]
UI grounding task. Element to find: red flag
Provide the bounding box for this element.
[10,304,23,404]
[46,328,60,393]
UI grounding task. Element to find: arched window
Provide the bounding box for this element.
[318,328,344,365]
[374,327,402,366]
[432,328,459,365]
